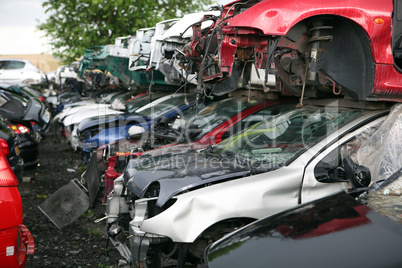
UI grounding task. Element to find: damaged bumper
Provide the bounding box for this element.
[130,198,171,265]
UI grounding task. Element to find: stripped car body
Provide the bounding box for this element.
[180,0,402,101]
[79,32,172,90]
[104,100,394,266]
[77,93,202,160]
[147,10,220,86]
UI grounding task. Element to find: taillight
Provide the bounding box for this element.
[0,144,18,186]
[0,138,10,155]
[9,124,31,134]
[38,96,45,102]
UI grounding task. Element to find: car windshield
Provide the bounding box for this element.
[138,94,196,119]
[214,106,363,169]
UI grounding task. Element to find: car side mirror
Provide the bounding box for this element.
[343,156,371,188]
[314,161,347,183]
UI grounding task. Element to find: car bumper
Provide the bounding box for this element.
[0,224,34,268]
[129,198,170,264]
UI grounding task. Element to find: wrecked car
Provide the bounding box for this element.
[77,92,203,161]
[181,0,402,102]
[104,100,396,266]
[0,85,50,168]
[54,90,146,147]
[0,84,52,133]
[205,168,402,268]
[79,35,171,90]
[0,141,35,267]
[147,10,220,86]
[99,97,298,201]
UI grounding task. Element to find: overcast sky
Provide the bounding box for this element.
[0,0,233,55]
[0,0,51,54]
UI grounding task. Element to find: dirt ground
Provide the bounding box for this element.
[18,130,124,268]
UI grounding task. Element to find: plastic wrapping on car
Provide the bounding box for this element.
[356,104,402,182]
[340,121,380,163]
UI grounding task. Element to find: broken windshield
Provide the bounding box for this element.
[182,98,259,139]
[214,106,363,169]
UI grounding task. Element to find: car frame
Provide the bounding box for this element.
[181,0,402,102]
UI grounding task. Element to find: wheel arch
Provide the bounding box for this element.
[277,14,375,100]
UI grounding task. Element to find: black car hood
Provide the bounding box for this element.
[206,189,402,268]
[78,113,150,132]
[123,150,251,207]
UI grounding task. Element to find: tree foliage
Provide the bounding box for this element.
[37,0,215,63]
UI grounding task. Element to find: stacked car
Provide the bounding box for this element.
[37,1,402,267]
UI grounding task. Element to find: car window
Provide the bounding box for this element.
[214,106,363,169]
[0,60,25,70]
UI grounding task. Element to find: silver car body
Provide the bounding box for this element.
[128,107,388,248]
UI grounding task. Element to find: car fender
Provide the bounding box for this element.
[140,164,306,243]
[228,0,393,64]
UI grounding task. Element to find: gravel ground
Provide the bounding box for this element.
[18,130,125,268]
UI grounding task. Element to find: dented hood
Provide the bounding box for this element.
[123,150,251,206]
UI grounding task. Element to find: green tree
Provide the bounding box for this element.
[37,0,215,63]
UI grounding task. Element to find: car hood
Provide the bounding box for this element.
[77,113,150,132]
[123,149,251,207]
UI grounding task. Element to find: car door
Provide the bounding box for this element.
[300,116,386,204]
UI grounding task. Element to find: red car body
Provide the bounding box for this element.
[0,144,34,267]
[183,0,402,102]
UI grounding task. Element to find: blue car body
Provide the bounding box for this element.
[78,95,201,157]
